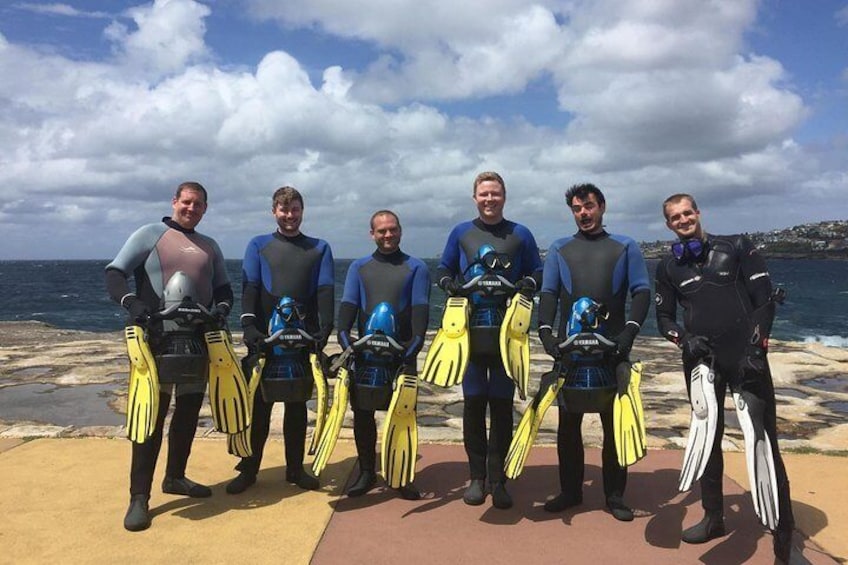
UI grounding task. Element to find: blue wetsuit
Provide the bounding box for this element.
[105,217,233,496]
[538,230,650,502]
[655,233,793,533]
[436,218,542,485]
[337,249,430,474]
[237,231,334,479]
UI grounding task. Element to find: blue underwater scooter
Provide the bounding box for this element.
[461,244,516,356]
[258,296,321,402]
[347,302,406,411]
[555,296,620,413]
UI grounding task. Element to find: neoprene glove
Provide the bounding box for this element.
[242,323,266,349]
[681,334,711,360]
[514,276,537,298]
[613,324,640,357]
[124,296,151,325]
[739,345,767,377]
[209,303,231,327]
[438,276,460,297]
[337,329,352,351]
[313,327,330,352]
[403,336,424,361]
[539,327,562,359]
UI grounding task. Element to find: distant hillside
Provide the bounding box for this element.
[641,219,848,260]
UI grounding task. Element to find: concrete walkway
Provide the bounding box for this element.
[0,437,843,564]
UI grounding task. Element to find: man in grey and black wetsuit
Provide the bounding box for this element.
[537,183,650,521]
[106,181,233,532]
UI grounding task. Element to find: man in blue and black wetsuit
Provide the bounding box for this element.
[436,171,543,510]
[106,181,234,531]
[337,210,430,500]
[656,193,794,562]
[537,183,650,521]
[226,186,334,494]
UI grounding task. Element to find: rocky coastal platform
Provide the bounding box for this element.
[1,321,846,455]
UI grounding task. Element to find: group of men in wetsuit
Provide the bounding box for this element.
[106,174,794,562]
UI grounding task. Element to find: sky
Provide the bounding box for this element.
[1,0,846,260]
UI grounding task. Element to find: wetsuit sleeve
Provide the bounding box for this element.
[628,290,651,327]
[104,224,160,306]
[738,236,776,345]
[435,227,462,284]
[105,267,133,306]
[520,227,545,280]
[106,225,158,276]
[739,236,772,307]
[209,239,230,288]
[655,258,685,345]
[625,239,651,327]
[626,240,651,295]
[538,246,560,331]
[213,283,234,309]
[406,261,431,357]
[538,292,558,330]
[340,259,362,309]
[337,262,361,336]
[412,259,432,309]
[208,240,233,309]
[316,244,335,338]
[337,302,358,342]
[240,239,262,327]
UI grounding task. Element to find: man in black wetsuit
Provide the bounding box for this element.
[226,186,334,494]
[336,210,430,500]
[436,171,543,510]
[655,193,794,562]
[106,181,234,531]
[538,183,650,521]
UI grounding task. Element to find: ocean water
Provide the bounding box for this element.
[0,259,846,346]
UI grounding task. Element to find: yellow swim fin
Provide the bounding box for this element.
[613,361,647,468]
[205,330,251,434]
[308,353,329,456]
[504,371,563,479]
[125,325,160,444]
[311,365,351,477]
[227,355,263,458]
[499,293,533,400]
[381,373,419,488]
[421,297,469,388]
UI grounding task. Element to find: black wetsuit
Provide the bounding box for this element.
[655,233,793,532]
[105,217,233,496]
[436,218,543,486]
[238,231,334,478]
[337,249,430,475]
[539,230,650,502]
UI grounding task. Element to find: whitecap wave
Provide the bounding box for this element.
[802,335,848,348]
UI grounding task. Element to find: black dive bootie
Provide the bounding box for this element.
[682,511,726,544]
[347,470,377,497]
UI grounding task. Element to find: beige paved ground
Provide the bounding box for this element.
[0,438,844,564]
[0,438,357,564]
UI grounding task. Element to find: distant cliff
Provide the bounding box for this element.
[641,219,848,259]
